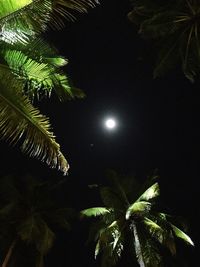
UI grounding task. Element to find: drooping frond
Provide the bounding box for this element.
[126,201,151,220]
[1,39,84,101]
[4,49,54,96]
[80,207,110,217]
[143,217,164,243]
[171,223,194,246]
[0,68,69,175]
[137,182,160,202]
[96,221,124,267]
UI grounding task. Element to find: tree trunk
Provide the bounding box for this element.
[131,221,145,267]
[1,240,16,267]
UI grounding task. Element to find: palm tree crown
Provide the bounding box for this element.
[128,0,200,82]
[0,175,74,267]
[81,171,194,267]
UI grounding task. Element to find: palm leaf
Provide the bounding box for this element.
[80,207,110,217]
[3,49,74,100]
[0,0,52,44]
[143,217,164,243]
[0,0,99,45]
[1,39,82,101]
[51,0,99,27]
[137,182,160,202]
[171,224,194,246]
[0,68,69,175]
[126,201,151,220]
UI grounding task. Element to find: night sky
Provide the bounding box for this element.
[0,0,199,266]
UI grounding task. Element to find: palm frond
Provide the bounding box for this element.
[0,0,99,44]
[171,223,194,246]
[126,201,152,220]
[51,0,99,27]
[143,217,164,243]
[1,39,82,101]
[80,207,110,217]
[141,239,163,267]
[0,68,69,175]
[129,0,200,81]
[0,0,52,44]
[137,182,160,202]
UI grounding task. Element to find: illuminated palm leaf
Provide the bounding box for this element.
[126,201,152,220]
[137,182,160,202]
[1,38,84,101]
[0,68,69,175]
[0,0,99,44]
[81,207,110,217]
[171,224,194,246]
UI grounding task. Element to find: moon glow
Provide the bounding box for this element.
[105,118,116,129]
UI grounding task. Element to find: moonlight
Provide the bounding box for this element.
[105,118,117,129]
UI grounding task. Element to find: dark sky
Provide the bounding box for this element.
[0,0,199,266]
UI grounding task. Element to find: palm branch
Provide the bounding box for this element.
[0,67,69,175]
[0,0,99,44]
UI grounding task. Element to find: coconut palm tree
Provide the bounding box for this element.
[81,171,194,267]
[0,0,98,175]
[0,174,75,267]
[128,0,200,82]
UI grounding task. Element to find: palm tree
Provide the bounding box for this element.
[128,0,200,82]
[0,0,98,175]
[0,174,75,267]
[81,171,194,267]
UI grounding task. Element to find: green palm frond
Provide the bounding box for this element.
[3,49,74,100]
[0,68,69,175]
[171,223,194,246]
[143,217,164,243]
[126,201,152,220]
[137,182,160,202]
[4,49,54,95]
[0,0,99,45]
[0,0,52,44]
[80,207,110,217]
[97,225,124,267]
[1,39,83,101]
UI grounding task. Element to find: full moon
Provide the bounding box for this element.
[105,118,116,129]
